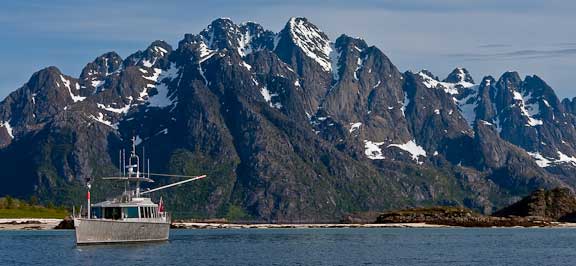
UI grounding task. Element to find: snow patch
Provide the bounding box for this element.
[241,61,252,70]
[457,87,479,128]
[0,121,14,139]
[141,60,154,68]
[143,68,162,82]
[91,80,105,89]
[527,152,552,167]
[287,17,332,72]
[417,71,474,95]
[349,122,362,133]
[60,75,85,102]
[364,140,385,160]
[147,63,180,108]
[97,103,131,114]
[89,112,115,129]
[260,87,272,102]
[259,87,282,109]
[354,53,365,81]
[557,151,576,165]
[401,92,410,117]
[388,140,427,162]
[329,43,342,81]
[512,90,543,126]
[527,151,576,168]
[198,42,216,63]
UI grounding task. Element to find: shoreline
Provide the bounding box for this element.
[0,218,62,230]
[3,218,576,230]
[170,222,450,229]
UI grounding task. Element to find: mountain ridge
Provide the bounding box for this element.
[1,17,575,221]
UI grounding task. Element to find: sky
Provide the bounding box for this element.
[1,0,575,99]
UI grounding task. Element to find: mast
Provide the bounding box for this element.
[86,182,91,219]
[128,136,141,197]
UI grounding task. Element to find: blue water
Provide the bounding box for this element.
[1,228,575,265]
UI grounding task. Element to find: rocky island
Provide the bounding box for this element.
[372,187,576,227]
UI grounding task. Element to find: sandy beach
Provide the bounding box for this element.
[170,222,451,229]
[3,218,576,230]
[0,218,62,230]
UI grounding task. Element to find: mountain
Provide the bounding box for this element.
[1,17,576,222]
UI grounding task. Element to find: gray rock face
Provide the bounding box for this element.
[1,17,576,221]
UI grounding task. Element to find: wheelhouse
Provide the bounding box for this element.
[90,197,163,220]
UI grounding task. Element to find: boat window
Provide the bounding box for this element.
[91,207,102,219]
[141,206,151,218]
[125,207,139,218]
[104,207,122,220]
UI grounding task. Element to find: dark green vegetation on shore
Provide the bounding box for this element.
[0,196,68,219]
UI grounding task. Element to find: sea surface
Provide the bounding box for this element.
[1,228,575,265]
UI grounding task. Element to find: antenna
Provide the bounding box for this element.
[118,150,122,176]
[122,149,125,177]
[140,175,206,195]
[143,145,146,180]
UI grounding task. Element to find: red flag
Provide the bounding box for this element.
[158,196,164,213]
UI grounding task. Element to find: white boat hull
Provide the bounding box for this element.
[74,218,170,245]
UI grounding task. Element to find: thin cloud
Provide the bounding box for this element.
[477,44,511,48]
[448,48,576,61]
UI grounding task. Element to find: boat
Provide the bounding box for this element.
[73,137,206,245]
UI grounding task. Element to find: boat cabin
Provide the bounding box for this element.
[90,197,162,220]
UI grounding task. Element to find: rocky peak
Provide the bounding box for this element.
[562,97,576,114]
[0,66,81,138]
[471,76,498,123]
[276,17,332,72]
[522,75,560,110]
[143,40,173,67]
[332,35,368,82]
[80,52,123,90]
[24,66,83,105]
[200,18,239,51]
[494,71,523,111]
[497,71,522,88]
[444,67,474,84]
[123,40,173,70]
[419,69,439,81]
[199,18,274,57]
[238,21,275,54]
[417,68,474,95]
